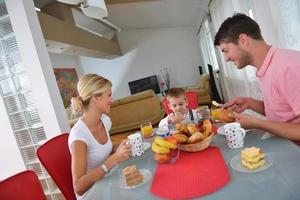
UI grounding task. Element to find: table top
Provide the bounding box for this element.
[81,128,300,200]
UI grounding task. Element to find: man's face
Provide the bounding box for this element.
[219,41,252,69]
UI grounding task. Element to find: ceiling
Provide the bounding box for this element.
[34,0,210,29]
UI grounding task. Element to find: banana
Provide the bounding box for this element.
[154,136,176,149]
[152,142,170,153]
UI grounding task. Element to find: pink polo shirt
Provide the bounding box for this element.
[256,46,300,122]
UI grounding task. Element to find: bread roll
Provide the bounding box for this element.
[172,134,188,144]
[202,119,212,137]
[218,109,235,123]
[187,132,204,144]
[187,123,199,135]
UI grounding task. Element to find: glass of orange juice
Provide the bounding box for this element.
[211,108,222,121]
[140,122,153,138]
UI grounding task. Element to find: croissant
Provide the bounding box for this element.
[172,134,188,144]
[176,123,189,135]
[202,119,212,138]
[187,123,199,135]
[187,132,204,144]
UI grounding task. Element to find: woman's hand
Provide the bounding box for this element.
[114,140,132,163]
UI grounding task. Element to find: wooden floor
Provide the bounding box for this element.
[110,129,140,145]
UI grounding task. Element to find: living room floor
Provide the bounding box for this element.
[110,129,139,145]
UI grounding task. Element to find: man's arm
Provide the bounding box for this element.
[225,97,265,115]
[235,113,300,141]
[247,98,265,115]
[256,119,300,141]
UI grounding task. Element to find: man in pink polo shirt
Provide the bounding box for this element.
[214,13,300,141]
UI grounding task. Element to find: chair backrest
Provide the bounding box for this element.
[0,170,47,200]
[37,133,76,200]
[162,91,199,115]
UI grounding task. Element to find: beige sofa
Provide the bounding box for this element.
[66,90,165,135]
[184,73,212,105]
[109,90,165,135]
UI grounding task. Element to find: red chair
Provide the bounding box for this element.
[0,170,47,200]
[37,133,76,200]
[162,91,199,114]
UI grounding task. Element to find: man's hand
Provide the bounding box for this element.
[224,97,250,113]
[234,113,260,129]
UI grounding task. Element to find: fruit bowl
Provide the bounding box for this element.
[152,136,179,164]
[179,132,214,152]
[154,147,180,165]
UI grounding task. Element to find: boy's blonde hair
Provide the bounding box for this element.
[71,74,112,114]
[166,88,186,101]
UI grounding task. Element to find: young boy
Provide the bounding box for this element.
[159,88,200,128]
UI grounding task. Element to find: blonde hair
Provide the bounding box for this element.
[166,87,186,101]
[71,74,112,114]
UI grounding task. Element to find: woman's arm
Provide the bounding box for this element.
[70,141,119,196]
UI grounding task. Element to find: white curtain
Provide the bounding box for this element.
[207,0,258,105]
[207,0,300,108]
[198,17,219,72]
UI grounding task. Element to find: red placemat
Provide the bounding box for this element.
[150,146,230,199]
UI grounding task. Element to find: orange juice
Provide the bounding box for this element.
[140,122,153,137]
[211,108,222,120]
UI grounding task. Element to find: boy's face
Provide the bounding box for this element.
[167,96,188,114]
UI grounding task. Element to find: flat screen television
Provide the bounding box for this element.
[128,75,160,94]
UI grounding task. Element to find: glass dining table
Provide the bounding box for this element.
[81,128,300,200]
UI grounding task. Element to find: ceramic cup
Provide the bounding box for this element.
[127,133,144,157]
[223,122,246,148]
[156,126,170,138]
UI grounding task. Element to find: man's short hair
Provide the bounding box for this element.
[166,88,186,99]
[214,13,263,46]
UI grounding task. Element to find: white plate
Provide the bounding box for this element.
[230,154,273,173]
[217,126,226,135]
[143,142,151,151]
[119,169,152,189]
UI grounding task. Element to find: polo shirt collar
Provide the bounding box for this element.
[256,46,277,78]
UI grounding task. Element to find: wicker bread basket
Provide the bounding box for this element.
[179,133,214,152]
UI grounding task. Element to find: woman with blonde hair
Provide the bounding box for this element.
[68,74,131,199]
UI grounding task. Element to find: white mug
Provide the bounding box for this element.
[224,122,246,148]
[156,126,170,138]
[127,133,144,157]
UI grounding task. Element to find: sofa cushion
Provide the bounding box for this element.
[119,90,154,104]
[109,90,165,135]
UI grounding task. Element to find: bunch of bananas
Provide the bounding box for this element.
[151,136,176,153]
[152,136,177,164]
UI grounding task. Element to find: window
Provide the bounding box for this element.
[0,3,64,200]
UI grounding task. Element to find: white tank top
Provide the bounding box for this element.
[68,114,113,170]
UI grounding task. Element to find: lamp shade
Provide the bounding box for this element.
[56,0,83,5]
[81,0,108,19]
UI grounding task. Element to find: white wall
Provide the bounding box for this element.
[49,52,84,77]
[79,27,204,99]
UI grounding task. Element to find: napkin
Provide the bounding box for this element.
[150,146,230,199]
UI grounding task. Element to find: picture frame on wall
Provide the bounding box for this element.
[53,68,79,108]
